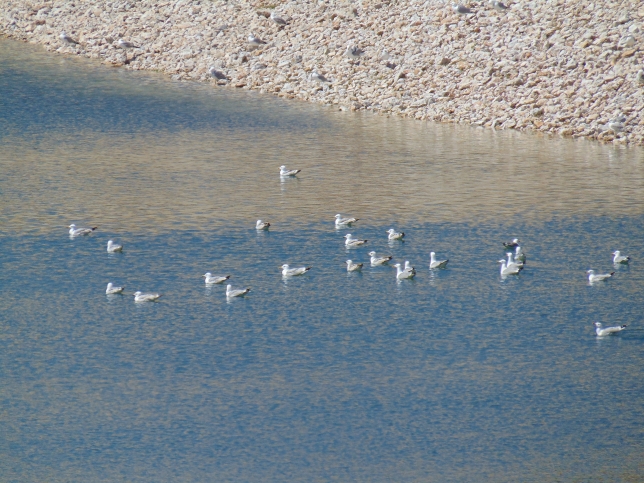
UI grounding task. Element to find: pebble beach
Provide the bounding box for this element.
[2,0,644,145]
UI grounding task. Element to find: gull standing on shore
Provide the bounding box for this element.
[489,0,509,12]
[106,282,124,294]
[387,228,405,241]
[203,273,231,284]
[344,234,368,247]
[612,251,631,264]
[311,71,332,85]
[429,252,449,269]
[345,45,365,60]
[69,224,97,237]
[594,322,627,336]
[587,270,615,283]
[209,66,228,80]
[117,39,139,49]
[281,264,312,277]
[133,291,162,302]
[335,214,359,227]
[369,251,392,266]
[452,3,474,14]
[226,284,250,298]
[248,34,267,47]
[107,240,123,253]
[60,31,79,45]
[270,10,288,26]
[346,260,363,272]
[394,263,415,280]
[256,220,271,230]
[280,165,301,177]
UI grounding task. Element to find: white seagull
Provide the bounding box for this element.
[270,10,288,26]
[60,31,79,45]
[209,66,228,80]
[256,220,271,230]
[489,0,509,11]
[280,165,301,177]
[346,260,363,272]
[594,322,627,337]
[404,261,416,275]
[369,251,392,266]
[587,270,615,283]
[203,272,231,284]
[226,284,250,298]
[133,291,162,302]
[394,263,415,280]
[452,3,474,14]
[117,39,139,49]
[311,71,332,85]
[281,264,312,277]
[335,214,359,227]
[612,251,631,264]
[344,234,368,247]
[387,228,405,241]
[429,252,449,269]
[68,224,97,237]
[514,246,526,263]
[506,252,524,271]
[499,259,521,276]
[248,34,267,47]
[503,238,520,248]
[106,240,123,253]
[106,282,124,294]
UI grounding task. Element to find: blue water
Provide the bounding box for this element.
[1,39,644,483]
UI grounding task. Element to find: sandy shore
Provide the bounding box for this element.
[2,0,644,145]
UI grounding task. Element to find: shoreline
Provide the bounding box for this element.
[2,0,644,146]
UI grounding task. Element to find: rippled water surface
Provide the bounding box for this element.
[1,38,644,483]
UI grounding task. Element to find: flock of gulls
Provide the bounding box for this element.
[68,166,633,337]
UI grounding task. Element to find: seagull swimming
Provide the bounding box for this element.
[226,284,250,298]
[499,259,521,276]
[612,250,631,264]
[106,240,123,253]
[369,251,392,266]
[514,246,526,263]
[587,270,615,283]
[248,34,267,46]
[281,264,312,277]
[133,291,162,302]
[270,10,288,26]
[503,238,520,249]
[344,234,368,247]
[209,66,228,80]
[280,165,301,177]
[404,261,416,275]
[345,45,365,60]
[429,252,449,269]
[117,39,139,49]
[452,3,474,14]
[335,214,359,227]
[68,224,97,237]
[60,31,79,45]
[386,228,405,241]
[394,263,415,280]
[594,322,627,337]
[346,260,363,272]
[203,272,231,284]
[106,282,124,294]
[489,0,509,11]
[256,220,270,230]
[506,252,524,271]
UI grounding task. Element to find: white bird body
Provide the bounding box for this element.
[107,240,123,253]
[203,272,231,284]
[612,251,631,264]
[369,251,392,266]
[514,246,526,263]
[506,252,524,271]
[256,220,270,230]
[387,228,405,241]
[499,259,521,276]
[587,270,615,283]
[453,3,473,14]
[60,31,79,44]
[503,238,520,248]
[335,214,359,227]
[594,322,627,337]
[226,284,250,298]
[344,234,368,247]
[281,264,312,277]
[345,46,365,60]
[248,34,267,46]
[106,282,124,294]
[394,263,415,280]
[346,260,363,272]
[280,165,301,177]
[209,67,228,80]
[404,261,416,275]
[68,224,97,237]
[311,71,331,84]
[117,39,138,49]
[489,0,509,11]
[270,10,288,26]
[429,251,449,269]
[133,291,162,302]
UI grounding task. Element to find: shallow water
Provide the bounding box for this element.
[1,38,644,483]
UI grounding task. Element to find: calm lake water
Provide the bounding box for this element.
[1,38,644,483]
